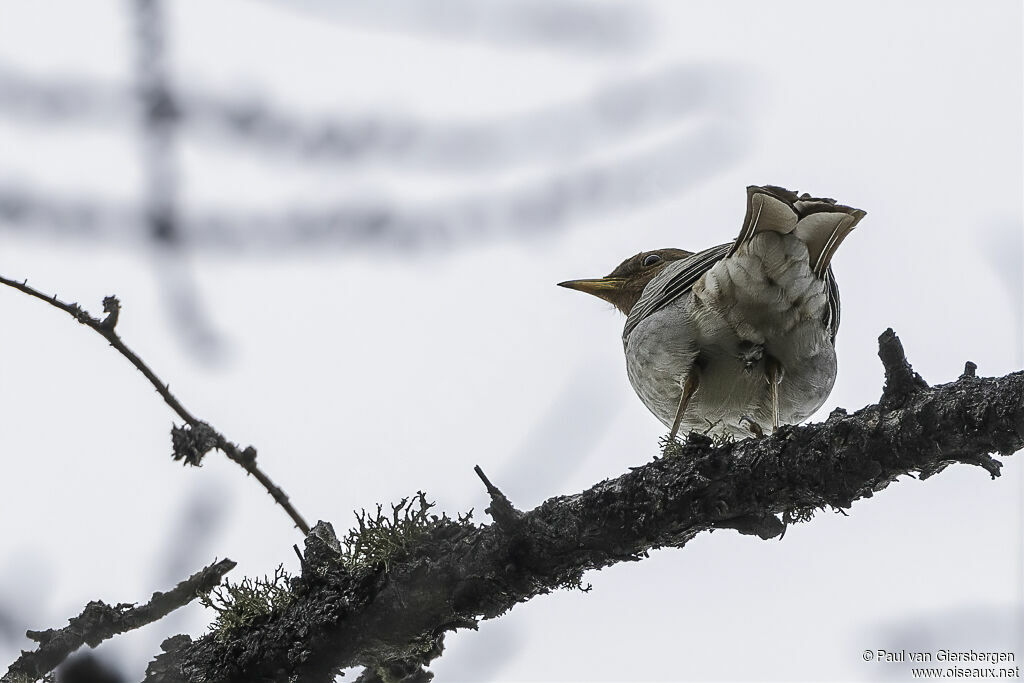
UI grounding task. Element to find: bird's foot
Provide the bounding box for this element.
[738,415,765,438]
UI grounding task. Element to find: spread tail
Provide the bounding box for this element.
[731,185,866,277]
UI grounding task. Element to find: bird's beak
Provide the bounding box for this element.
[557,278,625,304]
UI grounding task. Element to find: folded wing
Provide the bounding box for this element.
[623,185,865,342]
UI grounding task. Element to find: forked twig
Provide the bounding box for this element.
[0,274,310,534]
[1,558,236,683]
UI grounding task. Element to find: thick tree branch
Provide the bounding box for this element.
[141,331,1022,682]
[0,274,310,534]
[1,559,235,683]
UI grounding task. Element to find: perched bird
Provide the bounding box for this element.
[559,185,866,440]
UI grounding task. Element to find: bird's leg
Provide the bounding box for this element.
[765,355,784,432]
[668,367,701,441]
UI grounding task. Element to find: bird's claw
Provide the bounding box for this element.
[738,415,765,438]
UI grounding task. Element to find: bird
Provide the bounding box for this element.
[558,185,866,440]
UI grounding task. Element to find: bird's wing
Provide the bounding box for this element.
[623,185,853,343]
[623,242,731,339]
[823,264,840,343]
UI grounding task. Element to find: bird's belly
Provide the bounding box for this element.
[624,312,699,429]
[624,232,837,438]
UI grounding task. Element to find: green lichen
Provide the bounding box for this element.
[660,428,739,458]
[710,432,736,447]
[783,507,818,525]
[199,565,293,641]
[659,435,685,458]
[199,493,472,642]
[339,491,472,570]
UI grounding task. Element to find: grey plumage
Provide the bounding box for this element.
[622,185,866,438]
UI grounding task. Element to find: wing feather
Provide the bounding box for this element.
[623,185,853,342]
[623,243,731,339]
[823,264,841,343]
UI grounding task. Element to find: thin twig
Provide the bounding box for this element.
[0,274,310,534]
[1,558,235,683]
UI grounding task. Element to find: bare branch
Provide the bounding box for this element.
[0,274,310,534]
[1,559,235,683]
[0,120,742,254]
[0,61,736,173]
[256,0,649,54]
[142,331,1022,682]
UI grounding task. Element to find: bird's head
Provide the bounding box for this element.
[558,248,693,315]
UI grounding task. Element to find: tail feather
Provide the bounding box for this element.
[734,189,798,246]
[731,185,866,276]
[793,211,859,275]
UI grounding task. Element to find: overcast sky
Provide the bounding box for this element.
[0,1,1021,681]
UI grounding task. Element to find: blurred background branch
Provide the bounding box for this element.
[0,0,746,361]
[1,558,234,683]
[254,0,651,53]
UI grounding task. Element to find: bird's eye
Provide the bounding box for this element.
[642,254,662,267]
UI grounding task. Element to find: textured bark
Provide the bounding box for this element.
[144,330,1022,682]
[1,560,235,683]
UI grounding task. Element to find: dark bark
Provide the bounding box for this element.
[140,330,1022,682]
[1,559,235,683]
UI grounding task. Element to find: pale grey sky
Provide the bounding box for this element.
[0,1,1021,681]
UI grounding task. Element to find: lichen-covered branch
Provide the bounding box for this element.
[141,330,1022,682]
[1,559,235,683]
[0,274,310,534]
